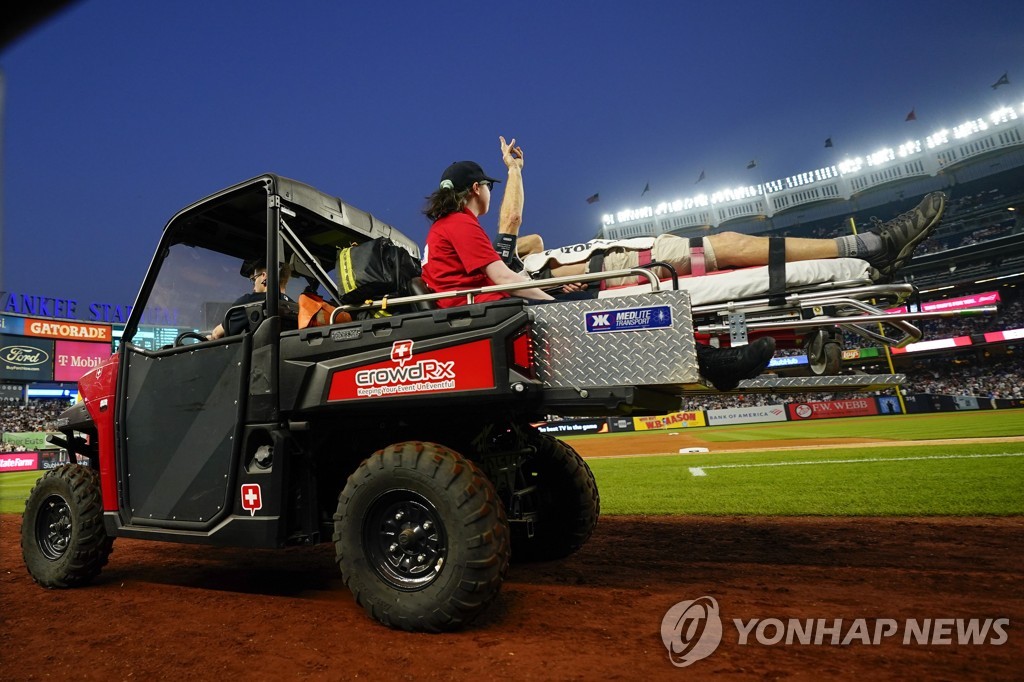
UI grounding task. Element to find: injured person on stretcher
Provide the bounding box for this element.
[515,193,945,287]
[420,137,947,391]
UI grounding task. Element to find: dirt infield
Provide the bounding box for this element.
[2,434,1021,680]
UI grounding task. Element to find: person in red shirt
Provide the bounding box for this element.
[420,136,776,391]
[421,137,552,308]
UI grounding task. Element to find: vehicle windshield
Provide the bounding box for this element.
[130,244,253,348]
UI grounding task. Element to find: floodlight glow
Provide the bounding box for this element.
[989,106,1017,124]
[689,194,709,209]
[926,129,949,148]
[897,140,922,157]
[602,214,616,226]
[953,118,988,139]
[616,206,654,223]
[813,165,839,181]
[838,157,863,174]
[867,148,895,166]
[654,199,687,215]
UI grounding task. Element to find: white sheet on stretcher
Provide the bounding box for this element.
[597,258,874,306]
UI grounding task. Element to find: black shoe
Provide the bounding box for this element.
[866,191,946,280]
[697,337,776,391]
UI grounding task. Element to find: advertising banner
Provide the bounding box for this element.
[890,336,972,355]
[0,451,39,472]
[953,395,981,411]
[54,340,113,382]
[607,416,636,433]
[632,411,706,431]
[535,419,609,435]
[1,432,59,450]
[787,398,879,420]
[0,335,54,381]
[876,396,903,414]
[706,404,788,426]
[24,318,112,343]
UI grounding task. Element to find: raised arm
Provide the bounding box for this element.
[497,135,524,236]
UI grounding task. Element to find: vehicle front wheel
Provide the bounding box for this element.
[21,464,113,588]
[333,441,510,632]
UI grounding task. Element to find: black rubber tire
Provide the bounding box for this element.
[806,329,843,376]
[512,431,600,562]
[21,464,113,588]
[333,441,510,632]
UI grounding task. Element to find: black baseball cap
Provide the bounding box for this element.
[439,161,502,192]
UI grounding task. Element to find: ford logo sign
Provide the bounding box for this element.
[0,345,50,367]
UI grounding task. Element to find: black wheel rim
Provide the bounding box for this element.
[36,494,72,561]
[363,490,447,591]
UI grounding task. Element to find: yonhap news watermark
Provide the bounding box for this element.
[661,596,1010,668]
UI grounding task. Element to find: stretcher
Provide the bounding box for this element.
[595,257,996,380]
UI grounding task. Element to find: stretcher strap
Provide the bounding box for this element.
[587,251,608,290]
[688,237,706,276]
[768,237,786,306]
[589,246,653,290]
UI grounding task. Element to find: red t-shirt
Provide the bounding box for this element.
[422,208,508,308]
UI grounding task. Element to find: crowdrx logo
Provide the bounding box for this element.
[660,596,1010,667]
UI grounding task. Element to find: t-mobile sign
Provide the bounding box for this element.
[53,340,113,382]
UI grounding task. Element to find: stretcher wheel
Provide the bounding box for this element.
[806,329,842,376]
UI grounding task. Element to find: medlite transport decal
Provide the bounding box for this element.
[327,339,495,401]
[585,305,672,333]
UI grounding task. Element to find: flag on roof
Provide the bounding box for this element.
[746,159,757,169]
[905,108,917,122]
[585,193,599,204]
[992,72,1010,89]
[641,182,650,196]
[696,170,705,184]
[824,137,833,148]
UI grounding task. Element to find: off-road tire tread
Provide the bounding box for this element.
[21,464,113,588]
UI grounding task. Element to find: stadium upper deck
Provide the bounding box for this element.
[600,104,1024,240]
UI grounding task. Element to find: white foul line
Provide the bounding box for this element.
[688,452,1024,477]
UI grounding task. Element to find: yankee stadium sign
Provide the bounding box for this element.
[2,291,134,324]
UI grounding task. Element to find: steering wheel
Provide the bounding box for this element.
[175,331,209,346]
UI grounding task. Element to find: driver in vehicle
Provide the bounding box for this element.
[208,259,292,339]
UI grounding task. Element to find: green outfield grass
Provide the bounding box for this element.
[587,442,1024,516]
[0,471,42,514]
[572,410,1024,515]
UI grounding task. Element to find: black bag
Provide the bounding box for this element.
[337,238,422,305]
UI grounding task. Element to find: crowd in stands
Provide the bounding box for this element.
[1,399,69,438]
[767,186,1021,257]
[831,295,1024,350]
[680,352,1023,411]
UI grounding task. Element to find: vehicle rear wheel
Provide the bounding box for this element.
[21,464,113,588]
[512,431,600,562]
[333,441,510,632]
